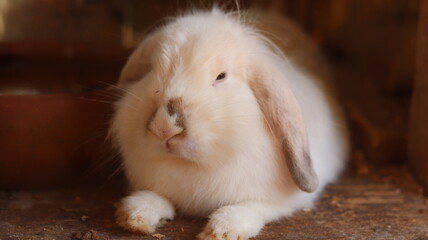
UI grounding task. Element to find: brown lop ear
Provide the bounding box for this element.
[249,70,319,193]
[118,32,160,88]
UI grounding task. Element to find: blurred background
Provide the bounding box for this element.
[0,0,426,192]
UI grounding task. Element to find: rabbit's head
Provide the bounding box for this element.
[112,9,318,192]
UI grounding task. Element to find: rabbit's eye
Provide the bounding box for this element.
[216,72,226,81]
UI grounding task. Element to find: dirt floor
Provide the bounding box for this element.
[0,159,427,240]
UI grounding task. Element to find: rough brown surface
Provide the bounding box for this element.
[1,162,427,240]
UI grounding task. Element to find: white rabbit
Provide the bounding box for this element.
[111,8,349,240]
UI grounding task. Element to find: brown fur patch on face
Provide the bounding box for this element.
[166,98,181,116]
[167,97,185,129]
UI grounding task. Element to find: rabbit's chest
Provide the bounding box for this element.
[135,159,286,216]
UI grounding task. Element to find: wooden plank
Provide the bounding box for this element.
[408,0,428,192]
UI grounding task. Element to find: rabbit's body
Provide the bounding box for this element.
[112,9,348,240]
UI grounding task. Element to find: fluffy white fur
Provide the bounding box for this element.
[111,8,349,240]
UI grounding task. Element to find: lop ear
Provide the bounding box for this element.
[118,32,160,88]
[249,69,319,193]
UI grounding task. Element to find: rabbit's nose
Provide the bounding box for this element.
[147,106,184,141]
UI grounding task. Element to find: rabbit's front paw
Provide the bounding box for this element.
[116,191,175,234]
[198,205,264,240]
